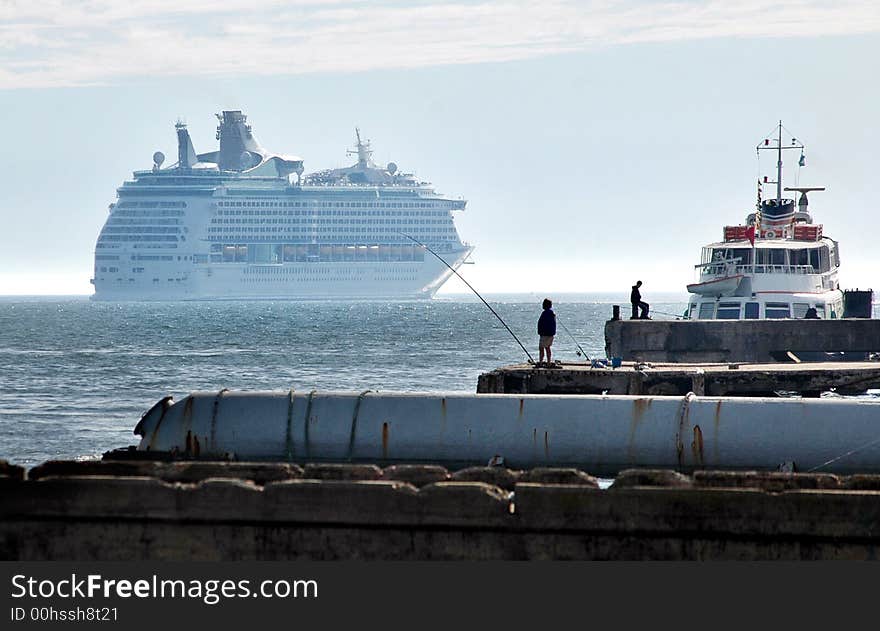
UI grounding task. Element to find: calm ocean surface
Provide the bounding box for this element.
[0,294,688,466]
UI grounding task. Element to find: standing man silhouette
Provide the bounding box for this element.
[537,298,556,365]
[631,281,650,319]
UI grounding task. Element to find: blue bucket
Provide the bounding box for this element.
[611,357,622,368]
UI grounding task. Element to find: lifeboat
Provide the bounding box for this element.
[686,274,743,297]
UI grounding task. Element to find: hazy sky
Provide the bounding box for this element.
[1,1,878,295]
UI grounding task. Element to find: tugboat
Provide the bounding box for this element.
[686,121,844,320]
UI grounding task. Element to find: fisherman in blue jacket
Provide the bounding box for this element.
[537,298,557,365]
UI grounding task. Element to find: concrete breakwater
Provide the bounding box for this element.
[5,459,880,560]
[605,318,880,363]
[136,390,880,475]
[478,360,880,396]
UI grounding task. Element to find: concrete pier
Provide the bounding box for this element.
[6,459,880,560]
[477,361,880,396]
[605,318,880,363]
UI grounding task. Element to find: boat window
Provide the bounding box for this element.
[769,249,786,266]
[744,302,759,319]
[754,249,765,265]
[792,303,809,319]
[790,249,809,267]
[754,248,776,266]
[709,248,751,266]
[701,248,713,265]
[815,303,826,319]
[765,302,791,319]
[716,302,740,319]
[688,304,697,319]
[819,246,830,272]
[808,248,821,272]
[730,248,751,265]
[698,303,715,319]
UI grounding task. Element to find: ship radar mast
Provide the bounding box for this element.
[757,120,805,205]
[785,186,825,218]
[347,128,374,168]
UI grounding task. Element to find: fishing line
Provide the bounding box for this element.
[399,233,534,363]
[806,434,880,472]
[556,316,591,361]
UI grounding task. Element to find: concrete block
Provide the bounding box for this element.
[605,319,880,364]
[515,482,880,539]
[0,477,180,520]
[262,479,511,528]
[843,474,880,491]
[159,462,303,485]
[381,464,449,487]
[2,476,277,523]
[302,463,383,481]
[417,482,511,526]
[451,466,521,491]
[610,469,693,489]
[178,479,265,521]
[263,479,420,525]
[512,483,604,530]
[28,460,165,480]
[519,467,598,487]
[694,470,842,491]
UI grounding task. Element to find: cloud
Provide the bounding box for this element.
[1,0,878,89]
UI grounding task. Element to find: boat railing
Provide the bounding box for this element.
[700,263,817,277]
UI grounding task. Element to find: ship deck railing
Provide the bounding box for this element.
[700,263,819,277]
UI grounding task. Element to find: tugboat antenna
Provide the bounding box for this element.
[757,120,804,204]
[776,120,782,204]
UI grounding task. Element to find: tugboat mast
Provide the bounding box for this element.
[757,120,804,205]
[776,120,783,203]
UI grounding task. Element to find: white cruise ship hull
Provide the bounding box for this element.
[92,247,473,301]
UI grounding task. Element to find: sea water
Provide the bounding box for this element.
[0,294,688,466]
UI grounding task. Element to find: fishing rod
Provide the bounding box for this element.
[399,233,534,363]
[651,309,689,319]
[556,316,591,362]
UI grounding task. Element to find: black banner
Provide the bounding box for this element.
[1,562,876,629]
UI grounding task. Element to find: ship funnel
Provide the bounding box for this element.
[175,121,198,169]
[216,110,265,171]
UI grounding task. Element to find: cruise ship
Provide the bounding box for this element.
[91,111,473,300]
[686,121,844,320]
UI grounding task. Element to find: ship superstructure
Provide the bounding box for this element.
[686,121,844,320]
[92,112,473,300]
